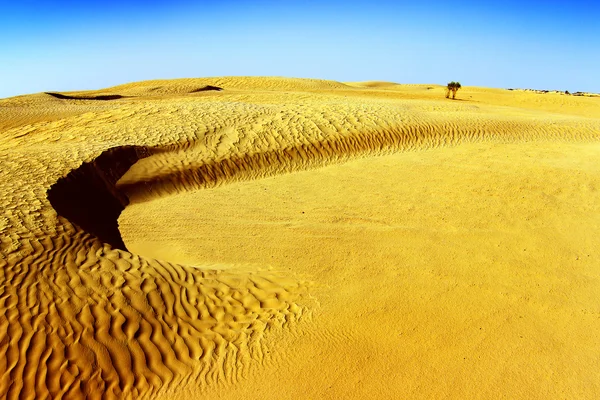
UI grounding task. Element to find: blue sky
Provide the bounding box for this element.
[1,0,599,98]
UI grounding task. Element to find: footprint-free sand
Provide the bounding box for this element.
[1,77,599,399]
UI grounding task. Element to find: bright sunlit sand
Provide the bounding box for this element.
[1,77,599,399]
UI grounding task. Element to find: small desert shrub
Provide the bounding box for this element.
[446,81,462,99]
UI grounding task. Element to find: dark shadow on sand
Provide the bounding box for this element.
[47,146,152,250]
[46,92,127,101]
[189,85,223,93]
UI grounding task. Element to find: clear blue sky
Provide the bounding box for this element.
[1,0,599,98]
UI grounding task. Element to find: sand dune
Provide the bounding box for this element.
[0,77,599,399]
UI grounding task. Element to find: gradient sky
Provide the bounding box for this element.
[1,0,599,98]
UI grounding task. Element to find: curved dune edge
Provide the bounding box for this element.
[1,76,600,399]
[1,145,313,399]
[117,119,600,205]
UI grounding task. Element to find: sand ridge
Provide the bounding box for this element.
[0,77,599,399]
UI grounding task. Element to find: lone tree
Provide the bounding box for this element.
[446,81,462,99]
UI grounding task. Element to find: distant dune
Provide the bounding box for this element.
[0,77,599,399]
[345,81,403,88]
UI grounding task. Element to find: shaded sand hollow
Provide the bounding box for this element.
[1,77,599,399]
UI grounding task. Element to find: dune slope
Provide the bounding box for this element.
[122,141,600,399]
[0,77,599,399]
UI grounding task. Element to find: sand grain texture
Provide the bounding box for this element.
[1,77,599,399]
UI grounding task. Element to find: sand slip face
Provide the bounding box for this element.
[0,77,599,399]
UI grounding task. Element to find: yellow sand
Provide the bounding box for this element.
[0,77,599,399]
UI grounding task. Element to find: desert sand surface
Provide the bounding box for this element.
[1,77,599,399]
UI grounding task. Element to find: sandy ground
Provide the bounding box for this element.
[1,77,599,399]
